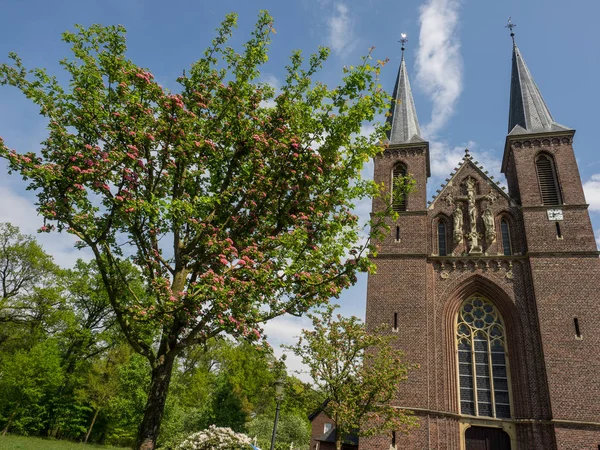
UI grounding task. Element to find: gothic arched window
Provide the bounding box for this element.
[392,163,407,212]
[438,220,447,256]
[501,219,512,256]
[536,153,562,205]
[457,296,511,419]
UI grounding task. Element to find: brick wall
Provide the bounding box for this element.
[363,132,600,449]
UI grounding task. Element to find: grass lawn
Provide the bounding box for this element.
[0,435,131,450]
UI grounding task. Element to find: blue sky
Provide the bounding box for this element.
[1,0,599,377]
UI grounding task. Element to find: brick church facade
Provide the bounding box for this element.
[360,35,600,449]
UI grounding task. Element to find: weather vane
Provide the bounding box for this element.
[399,33,408,53]
[505,17,516,42]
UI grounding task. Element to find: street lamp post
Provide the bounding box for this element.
[269,377,285,450]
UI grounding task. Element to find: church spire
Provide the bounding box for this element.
[507,20,571,135]
[386,34,425,145]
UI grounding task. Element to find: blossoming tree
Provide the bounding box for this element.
[285,306,418,450]
[0,11,408,450]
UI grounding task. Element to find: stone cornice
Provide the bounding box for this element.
[527,251,600,257]
[376,141,431,177]
[521,204,589,211]
[501,130,576,174]
[394,406,600,428]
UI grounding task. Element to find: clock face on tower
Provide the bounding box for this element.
[547,209,563,221]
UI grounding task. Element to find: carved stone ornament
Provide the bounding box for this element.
[444,193,454,207]
[440,270,450,280]
[505,270,514,280]
[483,207,496,243]
[468,230,483,255]
[453,204,464,244]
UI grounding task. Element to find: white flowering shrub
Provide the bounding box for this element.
[175,425,254,450]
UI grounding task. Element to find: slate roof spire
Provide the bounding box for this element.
[507,21,571,135]
[386,34,425,145]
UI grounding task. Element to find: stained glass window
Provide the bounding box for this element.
[457,296,511,418]
[438,221,447,256]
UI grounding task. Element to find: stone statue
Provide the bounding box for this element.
[468,199,477,230]
[467,230,483,254]
[483,207,495,243]
[453,204,463,244]
[466,179,477,229]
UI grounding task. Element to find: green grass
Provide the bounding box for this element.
[0,435,130,450]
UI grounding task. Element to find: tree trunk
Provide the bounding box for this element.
[1,401,20,436]
[84,408,100,444]
[136,355,176,450]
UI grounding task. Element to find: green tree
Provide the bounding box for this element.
[285,305,418,450]
[75,345,130,443]
[247,413,310,450]
[0,339,64,436]
[0,12,407,449]
[0,222,61,345]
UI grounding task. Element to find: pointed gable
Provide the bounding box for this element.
[429,150,511,209]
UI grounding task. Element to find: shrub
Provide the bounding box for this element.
[175,425,253,450]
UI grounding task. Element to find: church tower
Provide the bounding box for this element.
[362,29,600,450]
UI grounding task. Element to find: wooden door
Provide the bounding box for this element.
[465,426,511,450]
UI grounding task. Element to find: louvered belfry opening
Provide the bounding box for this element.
[392,163,408,212]
[536,153,562,205]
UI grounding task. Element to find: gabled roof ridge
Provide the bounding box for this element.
[428,150,510,209]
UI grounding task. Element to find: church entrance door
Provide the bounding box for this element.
[465,426,511,450]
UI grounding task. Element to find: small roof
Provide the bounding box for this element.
[386,53,424,145]
[507,42,571,135]
[314,428,359,446]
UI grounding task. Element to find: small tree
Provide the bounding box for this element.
[0,11,410,450]
[285,306,417,450]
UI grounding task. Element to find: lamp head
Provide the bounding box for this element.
[274,377,285,400]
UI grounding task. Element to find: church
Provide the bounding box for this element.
[360,29,600,450]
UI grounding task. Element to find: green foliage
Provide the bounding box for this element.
[0,340,64,435]
[285,305,418,447]
[0,9,412,448]
[246,413,310,450]
[0,222,62,348]
[0,435,128,449]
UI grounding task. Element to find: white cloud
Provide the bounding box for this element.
[263,315,314,382]
[0,185,90,268]
[427,140,506,202]
[416,0,463,137]
[429,140,501,179]
[259,74,280,109]
[583,174,600,212]
[327,3,357,57]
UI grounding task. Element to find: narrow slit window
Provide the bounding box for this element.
[392,163,408,212]
[556,222,562,239]
[438,221,447,256]
[501,219,512,256]
[574,318,581,338]
[392,431,396,447]
[536,153,562,205]
[396,226,400,241]
[393,312,398,330]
